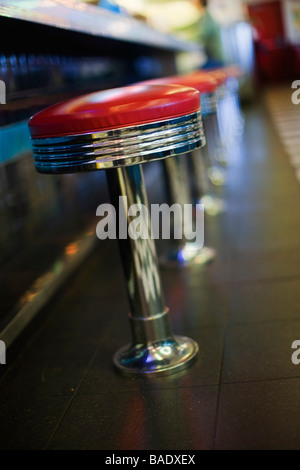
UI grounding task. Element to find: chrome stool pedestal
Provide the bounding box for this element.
[192,89,226,214]
[161,155,216,267]
[107,165,199,375]
[28,84,204,376]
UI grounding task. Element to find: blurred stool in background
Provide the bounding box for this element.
[140,73,225,218]
[192,65,245,161]
[137,72,238,267]
[222,65,245,138]
[28,84,205,377]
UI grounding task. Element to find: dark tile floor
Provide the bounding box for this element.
[1,90,300,450]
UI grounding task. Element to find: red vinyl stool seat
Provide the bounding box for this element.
[29,84,203,172]
[28,84,205,376]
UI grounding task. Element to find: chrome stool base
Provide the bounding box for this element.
[162,155,217,268]
[160,244,216,268]
[191,149,225,217]
[215,147,228,167]
[114,307,199,376]
[114,336,199,377]
[200,194,226,216]
[207,166,226,187]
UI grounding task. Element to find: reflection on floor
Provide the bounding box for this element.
[265,85,300,183]
[1,86,300,450]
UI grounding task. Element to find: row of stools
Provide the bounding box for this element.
[28,65,244,377]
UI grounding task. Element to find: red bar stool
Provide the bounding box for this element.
[189,69,229,172]
[221,65,245,137]
[28,84,205,376]
[193,66,245,154]
[142,73,226,218]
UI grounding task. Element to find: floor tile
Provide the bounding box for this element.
[230,247,300,282]
[43,295,128,340]
[222,319,300,383]
[0,335,99,398]
[215,378,300,450]
[228,278,300,324]
[48,385,219,450]
[0,394,70,450]
[234,201,300,252]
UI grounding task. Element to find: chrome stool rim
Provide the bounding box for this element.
[31,111,205,173]
[201,92,218,116]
